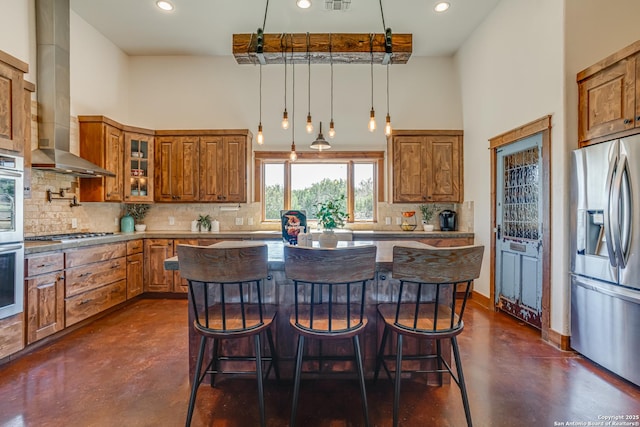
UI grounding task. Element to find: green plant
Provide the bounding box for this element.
[197,214,212,231]
[125,203,151,224]
[315,195,349,230]
[418,204,436,222]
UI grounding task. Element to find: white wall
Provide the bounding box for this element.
[456,0,566,332]
[0,0,35,82]
[127,56,462,151]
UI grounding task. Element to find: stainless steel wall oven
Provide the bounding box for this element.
[0,153,24,320]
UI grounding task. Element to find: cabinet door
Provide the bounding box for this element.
[144,239,174,292]
[425,135,462,202]
[79,121,124,202]
[155,136,199,202]
[104,124,124,201]
[0,60,25,153]
[173,239,198,293]
[223,135,247,203]
[393,136,427,203]
[26,272,65,344]
[199,136,224,202]
[578,57,636,143]
[127,253,144,298]
[124,132,154,202]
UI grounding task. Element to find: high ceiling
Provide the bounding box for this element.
[70,0,501,58]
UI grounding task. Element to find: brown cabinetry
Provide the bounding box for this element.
[64,243,127,326]
[578,41,640,145]
[0,50,29,154]
[78,117,124,202]
[124,132,154,202]
[126,240,144,298]
[144,238,200,293]
[24,252,65,344]
[155,130,249,203]
[390,130,463,203]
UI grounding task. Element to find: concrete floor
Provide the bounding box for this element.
[0,298,638,426]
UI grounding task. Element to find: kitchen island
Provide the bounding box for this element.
[165,240,467,381]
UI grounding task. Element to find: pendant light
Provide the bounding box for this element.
[289,55,297,162]
[256,64,264,144]
[281,40,289,130]
[368,35,376,132]
[310,122,331,151]
[305,34,313,134]
[384,63,392,137]
[328,34,336,138]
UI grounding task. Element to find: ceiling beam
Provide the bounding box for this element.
[233,33,412,65]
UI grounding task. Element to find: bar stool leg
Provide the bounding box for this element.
[186,336,207,427]
[451,336,472,427]
[290,334,305,427]
[210,338,220,387]
[254,334,266,427]
[353,335,370,427]
[436,339,444,386]
[393,334,403,427]
[266,327,281,381]
[373,326,389,382]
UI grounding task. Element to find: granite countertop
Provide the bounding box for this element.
[24,229,473,255]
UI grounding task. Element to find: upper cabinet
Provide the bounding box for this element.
[79,116,154,203]
[578,40,640,146]
[0,50,29,155]
[389,130,463,203]
[154,130,250,203]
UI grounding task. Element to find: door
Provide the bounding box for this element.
[618,136,640,290]
[495,134,543,328]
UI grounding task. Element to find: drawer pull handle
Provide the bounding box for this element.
[79,272,92,278]
[57,276,65,281]
[379,274,387,280]
[624,118,633,124]
[111,264,119,269]
[79,299,92,305]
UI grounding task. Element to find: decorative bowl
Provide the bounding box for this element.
[401,223,417,231]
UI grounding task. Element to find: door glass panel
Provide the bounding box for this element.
[0,177,16,233]
[0,251,16,308]
[502,147,539,240]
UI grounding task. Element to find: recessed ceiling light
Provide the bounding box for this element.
[156,1,174,11]
[297,0,311,8]
[434,2,450,12]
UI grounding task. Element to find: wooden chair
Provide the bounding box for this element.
[284,244,377,427]
[374,245,484,427]
[177,243,279,427]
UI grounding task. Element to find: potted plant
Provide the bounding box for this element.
[418,203,436,232]
[197,214,212,232]
[315,195,349,248]
[125,203,151,232]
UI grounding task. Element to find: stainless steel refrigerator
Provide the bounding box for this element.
[571,136,640,386]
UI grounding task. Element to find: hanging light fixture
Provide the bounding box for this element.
[290,49,298,162]
[310,122,331,151]
[328,34,336,138]
[296,0,311,9]
[305,34,314,134]
[384,63,392,137]
[368,34,376,132]
[256,64,264,144]
[281,38,289,130]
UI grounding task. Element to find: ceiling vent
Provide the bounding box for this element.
[324,0,351,11]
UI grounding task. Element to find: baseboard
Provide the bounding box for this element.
[470,290,491,309]
[546,328,571,351]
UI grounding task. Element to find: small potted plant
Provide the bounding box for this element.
[315,195,349,248]
[418,203,436,232]
[125,203,151,232]
[197,214,212,232]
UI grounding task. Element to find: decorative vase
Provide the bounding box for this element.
[135,224,147,232]
[423,223,434,232]
[120,214,134,233]
[318,229,338,248]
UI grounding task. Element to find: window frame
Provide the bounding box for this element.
[254,151,385,223]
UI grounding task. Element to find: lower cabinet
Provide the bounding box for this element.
[24,252,65,345]
[126,240,144,298]
[64,243,127,327]
[0,314,24,359]
[145,238,198,293]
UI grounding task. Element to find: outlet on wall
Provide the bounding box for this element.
[71,218,78,229]
[168,216,175,225]
[385,217,391,225]
[395,217,402,225]
[247,217,254,226]
[235,217,244,226]
[114,217,119,225]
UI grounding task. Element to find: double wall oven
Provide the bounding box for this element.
[0,153,24,320]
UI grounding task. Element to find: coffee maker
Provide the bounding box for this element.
[439,210,457,231]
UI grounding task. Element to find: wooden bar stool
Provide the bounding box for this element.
[177,243,279,427]
[374,245,484,427]
[284,244,377,427]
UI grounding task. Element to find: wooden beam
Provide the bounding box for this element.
[233,33,412,65]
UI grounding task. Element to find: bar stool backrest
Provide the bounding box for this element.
[284,245,377,335]
[390,245,484,335]
[177,244,269,334]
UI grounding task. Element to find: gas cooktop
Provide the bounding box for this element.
[25,232,115,242]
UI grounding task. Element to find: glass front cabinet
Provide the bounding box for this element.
[124,132,154,202]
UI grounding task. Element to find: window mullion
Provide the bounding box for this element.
[347,161,355,223]
[284,160,292,210]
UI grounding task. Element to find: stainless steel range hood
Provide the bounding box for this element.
[31,0,115,178]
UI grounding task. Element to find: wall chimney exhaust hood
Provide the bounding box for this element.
[31,0,115,178]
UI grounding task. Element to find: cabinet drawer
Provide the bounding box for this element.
[65,243,126,268]
[25,253,64,277]
[65,280,126,327]
[66,257,126,298]
[0,313,24,359]
[126,239,143,255]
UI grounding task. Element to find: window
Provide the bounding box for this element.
[256,151,384,223]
